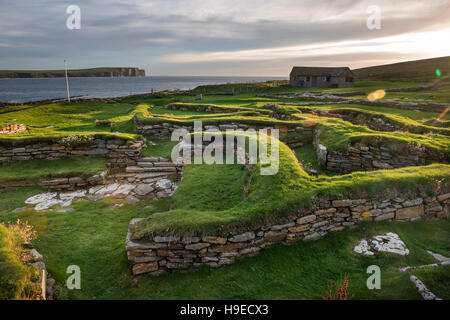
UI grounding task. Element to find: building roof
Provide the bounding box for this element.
[290,67,353,77]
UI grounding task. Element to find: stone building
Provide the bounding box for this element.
[289,67,355,88]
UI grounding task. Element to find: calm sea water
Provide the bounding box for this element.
[0,76,286,103]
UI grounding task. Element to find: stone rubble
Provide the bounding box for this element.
[353,232,409,256]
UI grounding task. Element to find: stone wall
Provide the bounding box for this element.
[135,119,312,148]
[126,191,450,276]
[0,138,145,167]
[0,173,104,190]
[325,145,444,173]
[166,103,249,113]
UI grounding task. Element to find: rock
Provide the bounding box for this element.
[229,232,255,242]
[125,195,140,204]
[296,215,316,224]
[316,144,327,168]
[185,243,210,250]
[88,185,103,194]
[59,190,86,201]
[25,192,57,205]
[264,231,286,242]
[239,246,261,255]
[153,235,180,243]
[35,199,68,211]
[374,212,395,221]
[354,232,409,256]
[155,179,173,190]
[156,191,172,198]
[40,178,69,186]
[68,177,85,185]
[112,184,135,198]
[353,239,373,255]
[352,205,372,213]
[29,249,43,261]
[396,205,424,220]
[126,166,146,173]
[402,198,423,207]
[209,243,247,252]
[270,222,295,231]
[410,275,441,300]
[132,262,158,275]
[288,225,309,233]
[303,232,321,241]
[332,200,352,207]
[372,160,393,169]
[437,193,450,202]
[95,183,119,196]
[202,236,227,244]
[134,184,155,196]
[314,208,336,215]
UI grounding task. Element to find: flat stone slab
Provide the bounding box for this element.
[353,232,409,256]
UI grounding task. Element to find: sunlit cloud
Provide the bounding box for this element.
[161,28,450,65]
[0,0,449,75]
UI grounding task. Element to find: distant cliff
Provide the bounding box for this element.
[0,67,146,78]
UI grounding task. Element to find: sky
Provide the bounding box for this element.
[0,0,449,76]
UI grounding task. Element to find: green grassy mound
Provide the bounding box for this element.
[0,157,107,183]
[0,102,146,141]
[295,104,450,136]
[136,100,450,159]
[132,133,450,238]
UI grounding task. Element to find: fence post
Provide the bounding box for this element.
[41,269,46,300]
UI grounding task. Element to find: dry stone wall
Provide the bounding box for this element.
[135,119,313,148]
[126,191,450,276]
[0,138,145,167]
[326,145,445,173]
[167,103,249,113]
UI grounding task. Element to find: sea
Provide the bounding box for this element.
[0,76,287,103]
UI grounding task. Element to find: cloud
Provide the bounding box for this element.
[0,0,449,75]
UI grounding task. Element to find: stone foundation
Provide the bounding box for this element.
[126,191,450,276]
[167,103,252,113]
[0,138,145,167]
[135,118,312,148]
[325,145,445,173]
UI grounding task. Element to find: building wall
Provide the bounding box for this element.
[290,74,354,88]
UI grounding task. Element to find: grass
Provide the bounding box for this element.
[0,222,39,300]
[141,135,179,158]
[412,265,450,299]
[0,157,107,183]
[132,134,450,238]
[0,185,448,300]
[0,101,147,141]
[293,145,324,174]
[1,74,449,300]
[133,98,450,157]
[353,56,450,82]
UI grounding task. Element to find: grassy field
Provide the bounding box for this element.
[0,70,449,300]
[0,186,448,299]
[353,56,450,82]
[0,102,146,141]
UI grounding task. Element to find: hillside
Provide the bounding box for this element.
[0,67,145,78]
[353,56,450,81]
